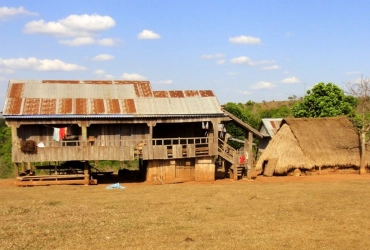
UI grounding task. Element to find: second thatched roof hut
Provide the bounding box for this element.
[255,116,362,175]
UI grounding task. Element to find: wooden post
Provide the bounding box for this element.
[248,131,253,179]
[233,151,238,181]
[84,161,89,185]
[81,125,87,146]
[208,119,219,155]
[13,163,19,177]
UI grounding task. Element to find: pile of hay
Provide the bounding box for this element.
[256,116,361,175]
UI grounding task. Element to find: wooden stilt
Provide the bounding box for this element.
[13,163,19,177]
[84,161,89,186]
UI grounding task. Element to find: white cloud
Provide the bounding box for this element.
[238,90,252,95]
[156,80,173,84]
[23,14,115,37]
[229,35,261,44]
[121,73,146,80]
[96,38,118,46]
[94,69,106,75]
[217,60,225,65]
[230,56,273,66]
[281,76,300,84]
[262,65,279,70]
[92,54,115,61]
[138,29,161,40]
[0,57,86,71]
[59,37,95,46]
[0,6,37,19]
[200,53,225,59]
[93,69,114,78]
[0,68,14,74]
[59,37,118,46]
[227,72,238,76]
[251,81,276,89]
[346,71,361,75]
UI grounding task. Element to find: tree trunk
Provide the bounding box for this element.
[360,131,367,175]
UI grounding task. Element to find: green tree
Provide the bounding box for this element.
[292,82,357,118]
[0,119,13,178]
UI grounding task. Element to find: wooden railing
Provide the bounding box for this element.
[217,138,236,164]
[13,136,216,162]
[141,137,215,160]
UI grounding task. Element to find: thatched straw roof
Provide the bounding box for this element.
[255,116,361,174]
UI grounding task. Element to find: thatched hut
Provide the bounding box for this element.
[255,116,362,175]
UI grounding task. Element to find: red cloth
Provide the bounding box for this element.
[59,127,65,140]
[239,155,245,164]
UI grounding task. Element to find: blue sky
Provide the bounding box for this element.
[0,0,369,108]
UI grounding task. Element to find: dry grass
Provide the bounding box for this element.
[1,177,370,250]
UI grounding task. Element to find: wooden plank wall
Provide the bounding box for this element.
[146,159,196,181]
[146,160,176,181]
[195,157,215,182]
[13,146,135,162]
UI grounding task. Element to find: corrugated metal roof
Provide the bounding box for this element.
[260,118,283,137]
[3,79,224,117]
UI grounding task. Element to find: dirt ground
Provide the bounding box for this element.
[2,169,370,249]
[1,169,369,188]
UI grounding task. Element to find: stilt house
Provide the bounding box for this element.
[2,79,262,185]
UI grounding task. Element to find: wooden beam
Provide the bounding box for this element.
[248,131,253,179]
[222,109,263,138]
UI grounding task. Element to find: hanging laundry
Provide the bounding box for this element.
[53,128,60,141]
[202,122,209,130]
[59,127,66,140]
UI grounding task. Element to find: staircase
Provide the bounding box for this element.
[218,139,245,179]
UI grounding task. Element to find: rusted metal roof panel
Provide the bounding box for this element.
[199,90,214,97]
[9,83,24,98]
[40,99,57,115]
[107,99,121,114]
[42,80,80,84]
[169,91,185,98]
[122,99,136,113]
[184,90,199,97]
[153,91,168,98]
[23,98,40,115]
[2,80,224,117]
[4,98,22,114]
[260,118,283,137]
[91,99,105,114]
[59,98,73,114]
[76,98,88,115]
[115,80,150,85]
[134,82,152,97]
[84,80,112,84]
